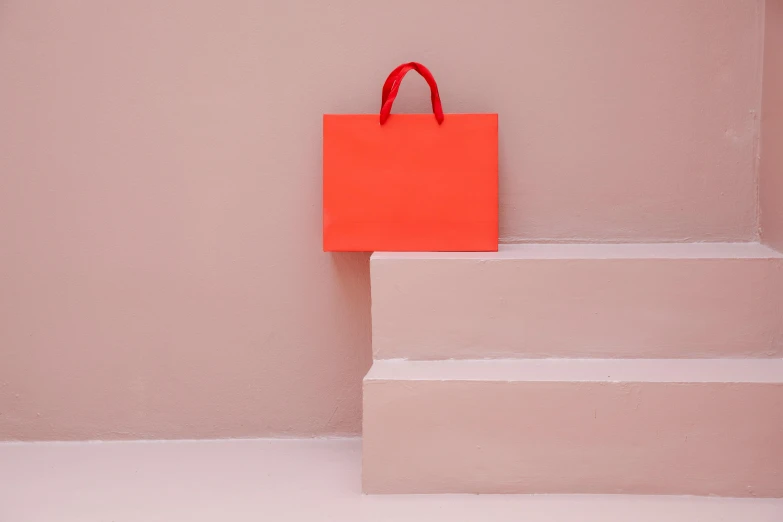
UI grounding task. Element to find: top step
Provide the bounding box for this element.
[371,243,783,360]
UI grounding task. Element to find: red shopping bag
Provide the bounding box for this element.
[323,62,498,252]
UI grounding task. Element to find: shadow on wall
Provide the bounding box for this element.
[324,250,373,430]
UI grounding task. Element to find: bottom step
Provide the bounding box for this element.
[363,359,783,496]
[2,438,783,521]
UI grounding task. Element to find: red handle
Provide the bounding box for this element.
[381,63,412,105]
[379,62,444,125]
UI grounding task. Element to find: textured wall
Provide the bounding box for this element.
[761,0,783,249]
[0,1,764,439]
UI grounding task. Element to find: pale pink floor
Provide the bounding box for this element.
[0,438,781,522]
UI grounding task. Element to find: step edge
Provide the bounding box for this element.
[365,358,783,384]
[370,242,783,261]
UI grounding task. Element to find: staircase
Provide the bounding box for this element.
[363,243,783,495]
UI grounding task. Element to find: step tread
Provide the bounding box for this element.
[367,358,783,383]
[372,242,783,261]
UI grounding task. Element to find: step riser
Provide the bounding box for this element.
[371,254,783,359]
[363,378,783,496]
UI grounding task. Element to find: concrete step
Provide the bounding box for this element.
[370,242,783,359]
[363,358,783,495]
[3,438,783,521]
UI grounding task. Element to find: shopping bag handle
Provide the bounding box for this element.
[379,62,444,125]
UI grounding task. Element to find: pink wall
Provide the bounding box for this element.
[761,0,783,249]
[0,1,765,439]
